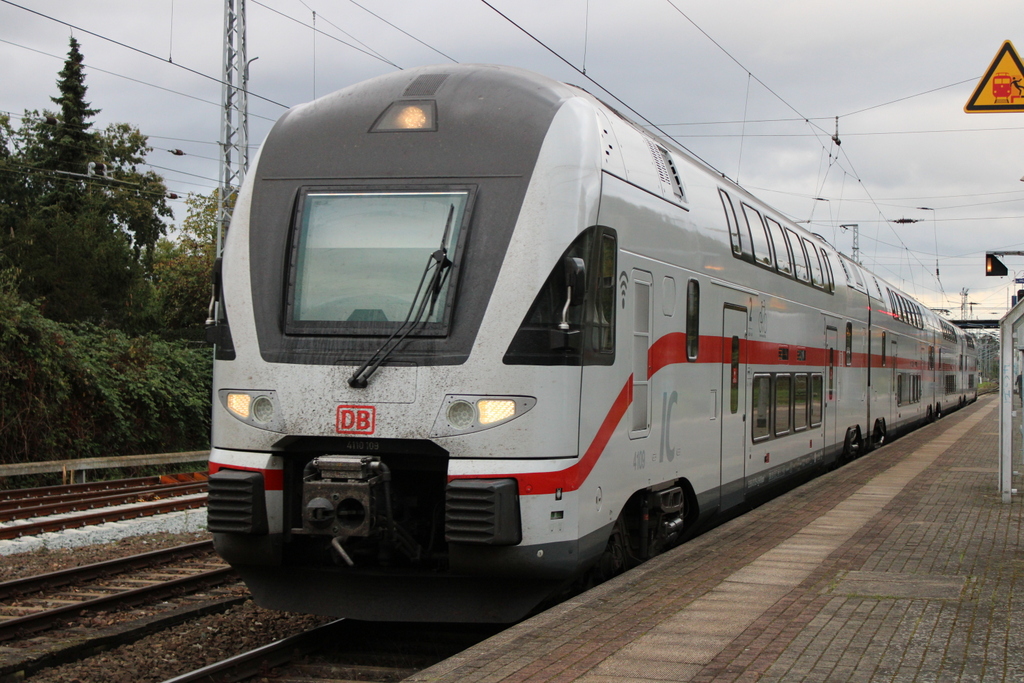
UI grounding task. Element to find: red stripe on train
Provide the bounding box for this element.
[448,329,967,495]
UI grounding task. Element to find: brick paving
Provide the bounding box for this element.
[407,395,1020,682]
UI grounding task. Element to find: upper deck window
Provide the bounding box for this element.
[741,204,773,268]
[786,228,810,282]
[765,217,792,276]
[286,189,471,335]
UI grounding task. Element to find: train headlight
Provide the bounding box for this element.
[432,395,537,436]
[251,396,276,423]
[477,399,516,425]
[371,100,437,132]
[446,400,476,429]
[219,390,283,432]
[226,393,251,419]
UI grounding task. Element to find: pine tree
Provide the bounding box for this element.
[0,37,170,329]
[47,37,100,176]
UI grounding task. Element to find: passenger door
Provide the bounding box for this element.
[720,305,747,510]
[824,322,839,450]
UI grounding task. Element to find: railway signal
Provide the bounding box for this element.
[987,253,1009,276]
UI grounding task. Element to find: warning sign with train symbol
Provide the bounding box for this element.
[965,40,1024,112]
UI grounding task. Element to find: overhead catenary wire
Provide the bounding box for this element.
[344,0,458,63]
[0,38,278,124]
[251,0,400,70]
[0,0,290,109]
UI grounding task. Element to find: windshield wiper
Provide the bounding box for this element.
[348,205,455,389]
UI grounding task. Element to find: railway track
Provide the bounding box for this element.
[0,539,245,681]
[161,619,501,683]
[0,473,208,540]
[0,539,234,642]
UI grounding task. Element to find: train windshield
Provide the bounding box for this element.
[288,190,470,334]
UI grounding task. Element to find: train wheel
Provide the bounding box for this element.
[842,427,863,463]
[591,517,628,584]
[872,419,887,448]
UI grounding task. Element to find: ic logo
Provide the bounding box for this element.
[336,405,376,435]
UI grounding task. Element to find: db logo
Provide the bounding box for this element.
[336,405,376,435]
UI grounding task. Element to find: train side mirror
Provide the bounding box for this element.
[558,257,586,331]
[565,257,586,307]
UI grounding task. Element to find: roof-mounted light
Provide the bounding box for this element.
[371,100,437,132]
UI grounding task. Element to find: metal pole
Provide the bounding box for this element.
[840,224,860,265]
[218,0,247,259]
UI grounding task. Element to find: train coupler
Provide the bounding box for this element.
[298,455,422,565]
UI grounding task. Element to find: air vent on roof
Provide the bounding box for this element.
[403,74,450,97]
[644,138,685,201]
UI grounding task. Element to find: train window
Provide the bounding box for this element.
[896,374,903,406]
[845,323,853,366]
[849,261,866,290]
[810,374,823,427]
[751,374,771,441]
[686,279,700,360]
[881,332,887,367]
[719,190,743,257]
[741,204,773,268]
[803,238,824,288]
[505,226,615,366]
[820,250,835,292]
[929,346,935,370]
[286,188,471,335]
[774,374,792,437]
[872,277,884,300]
[589,233,617,357]
[765,217,792,276]
[631,275,652,435]
[837,257,851,285]
[793,374,808,431]
[787,229,810,282]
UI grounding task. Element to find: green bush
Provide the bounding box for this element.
[0,273,211,464]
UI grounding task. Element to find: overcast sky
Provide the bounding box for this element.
[2,0,1024,318]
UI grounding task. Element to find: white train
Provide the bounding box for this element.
[206,65,978,622]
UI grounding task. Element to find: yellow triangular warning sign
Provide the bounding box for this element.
[965,41,1024,112]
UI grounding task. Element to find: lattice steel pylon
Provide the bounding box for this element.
[218,0,248,255]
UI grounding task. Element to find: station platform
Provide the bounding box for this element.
[408,394,1022,682]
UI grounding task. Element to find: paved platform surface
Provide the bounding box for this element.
[408,394,1022,682]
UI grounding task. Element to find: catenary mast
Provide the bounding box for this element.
[218,0,248,253]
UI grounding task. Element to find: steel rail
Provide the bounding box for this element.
[0,540,215,600]
[0,495,208,540]
[0,472,206,503]
[0,475,168,502]
[159,619,347,683]
[0,481,209,521]
[0,565,237,641]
